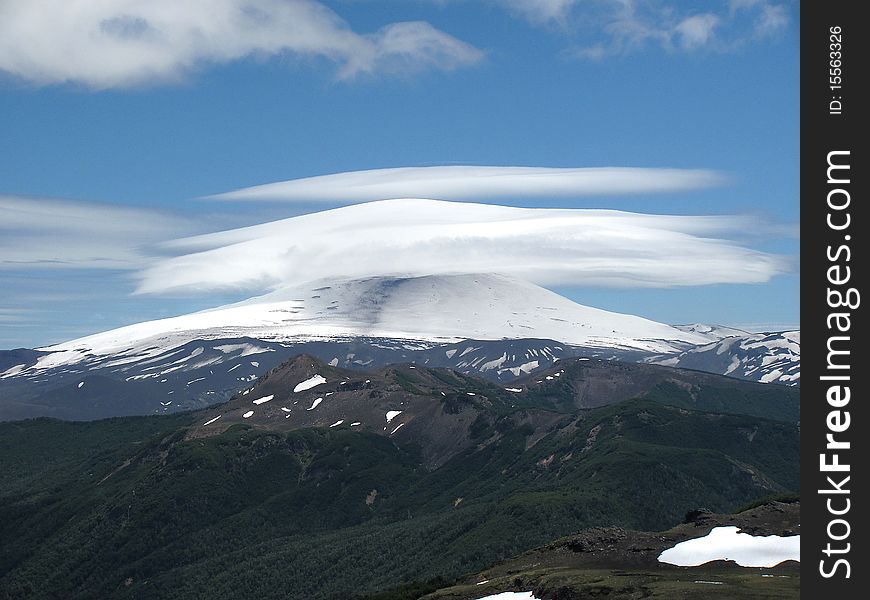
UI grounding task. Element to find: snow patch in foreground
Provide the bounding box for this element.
[386,410,403,423]
[294,374,327,392]
[475,592,538,600]
[658,526,800,567]
[252,394,274,405]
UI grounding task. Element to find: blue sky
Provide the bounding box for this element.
[0,0,799,349]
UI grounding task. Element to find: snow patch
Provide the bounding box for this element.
[0,364,27,378]
[203,415,222,426]
[242,410,254,419]
[759,369,784,384]
[386,410,403,423]
[480,352,508,371]
[307,397,323,411]
[502,360,539,377]
[725,355,742,375]
[658,526,800,567]
[213,343,274,357]
[294,374,327,392]
[252,394,274,405]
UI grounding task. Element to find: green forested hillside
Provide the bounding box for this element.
[0,390,798,600]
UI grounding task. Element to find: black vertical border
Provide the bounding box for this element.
[802,2,866,596]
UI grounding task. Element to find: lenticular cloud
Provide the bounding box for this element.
[209,166,725,202]
[135,199,790,295]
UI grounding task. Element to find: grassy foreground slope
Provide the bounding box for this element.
[424,500,800,600]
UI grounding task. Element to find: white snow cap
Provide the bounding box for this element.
[34,272,724,371]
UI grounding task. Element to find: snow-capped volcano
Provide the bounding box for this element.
[33,273,710,371]
[0,275,798,421]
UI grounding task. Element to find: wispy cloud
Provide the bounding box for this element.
[0,0,483,89]
[137,198,791,295]
[496,0,792,58]
[0,196,190,269]
[495,0,581,24]
[0,308,36,324]
[208,166,726,203]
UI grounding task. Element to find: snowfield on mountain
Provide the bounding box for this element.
[21,273,711,373]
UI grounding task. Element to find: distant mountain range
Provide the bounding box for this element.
[190,354,799,468]
[0,353,799,599]
[647,329,800,385]
[0,274,799,421]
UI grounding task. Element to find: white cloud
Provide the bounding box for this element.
[341,21,482,78]
[675,14,720,50]
[497,0,580,24]
[209,166,726,203]
[0,0,482,88]
[136,198,791,295]
[544,0,792,58]
[753,4,789,37]
[0,196,189,269]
